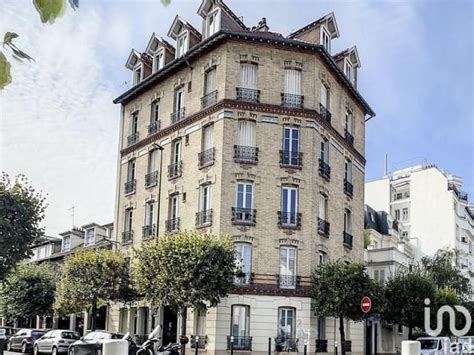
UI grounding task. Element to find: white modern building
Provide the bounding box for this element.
[365,164,474,294]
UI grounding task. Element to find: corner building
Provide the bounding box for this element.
[109,1,375,354]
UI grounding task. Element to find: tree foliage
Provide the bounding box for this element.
[0,173,46,279]
[54,249,135,330]
[133,231,236,311]
[0,263,56,321]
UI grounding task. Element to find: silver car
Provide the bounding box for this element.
[34,330,81,355]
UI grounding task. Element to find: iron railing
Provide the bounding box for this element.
[168,161,183,179]
[127,132,139,146]
[170,107,185,124]
[319,104,331,123]
[190,335,207,349]
[124,180,136,194]
[315,339,328,353]
[448,183,468,202]
[198,147,215,168]
[318,159,331,181]
[344,179,354,197]
[278,274,299,289]
[148,121,160,135]
[234,272,253,286]
[343,232,353,248]
[145,171,158,188]
[278,211,302,229]
[201,90,218,109]
[165,218,180,233]
[345,129,354,145]
[234,145,258,164]
[232,207,256,225]
[227,336,252,351]
[236,87,260,103]
[122,230,133,244]
[281,93,304,109]
[280,150,303,168]
[318,218,330,237]
[142,224,155,240]
[275,337,298,352]
[196,209,213,228]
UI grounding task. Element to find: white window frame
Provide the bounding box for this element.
[206,8,220,38]
[133,63,143,85]
[153,49,164,73]
[176,31,189,58]
[173,140,182,165]
[236,182,253,209]
[170,194,179,220]
[199,184,211,212]
[204,68,217,95]
[62,235,71,252]
[127,160,136,181]
[284,68,302,95]
[145,201,155,226]
[278,307,296,338]
[344,159,353,183]
[175,86,186,112]
[344,58,353,83]
[125,208,133,232]
[320,139,329,164]
[319,250,327,265]
[402,208,409,221]
[343,210,351,234]
[240,62,258,89]
[148,149,158,174]
[319,194,328,220]
[280,246,297,277]
[151,100,160,124]
[85,228,96,246]
[235,243,252,282]
[230,305,250,337]
[130,112,139,135]
[345,110,353,134]
[320,26,331,52]
[237,120,256,147]
[320,83,329,109]
[281,186,298,225]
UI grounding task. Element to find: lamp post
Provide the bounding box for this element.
[152,143,164,238]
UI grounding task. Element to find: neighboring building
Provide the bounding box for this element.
[366,164,474,297]
[111,1,375,354]
[364,205,417,355]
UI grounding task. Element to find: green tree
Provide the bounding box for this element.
[54,249,135,330]
[133,231,236,342]
[0,173,46,279]
[310,261,379,355]
[383,269,436,339]
[0,263,56,325]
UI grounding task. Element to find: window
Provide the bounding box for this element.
[236,183,253,210]
[145,201,155,227]
[230,305,250,337]
[153,50,164,73]
[176,32,188,57]
[344,210,351,234]
[319,194,328,220]
[402,231,409,238]
[284,69,301,95]
[130,112,139,135]
[204,68,216,95]
[237,120,256,147]
[278,307,295,338]
[195,309,206,335]
[319,251,327,265]
[85,228,95,245]
[282,127,300,166]
[345,110,353,135]
[281,186,298,226]
[125,209,133,232]
[279,246,297,288]
[127,160,136,182]
[202,124,214,152]
[240,63,258,89]
[169,194,179,221]
[62,235,71,251]
[320,84,329,108]
[199,185,211,212]
[320,139,329,163]
[173,140,181,165]
[235,243,252,284]
[206,10,219,37]
[175,86,185,112]
[344,59,353,83]
[39,246,46,259]
[394,209,400,220]
[374,269,385,283]
[147,150,158,175]
[133,65,142,85]
[320,26,331,52]
[402,208,409,221]
[151,100,160,125]
[344,159,353,184]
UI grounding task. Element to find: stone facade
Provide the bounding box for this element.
[111,1,374,354]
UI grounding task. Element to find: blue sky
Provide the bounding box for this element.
[0,0,472,236]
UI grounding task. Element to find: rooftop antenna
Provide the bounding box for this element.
[384,154,388,176]
[68,206,75,227]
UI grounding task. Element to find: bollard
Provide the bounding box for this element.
[102,339,128,355]
[268,337,272,355]
[195,336,199,355]
[230,335,234,355]
[335,341,338,355]
[401,341,421,355]
[304,339,307,355]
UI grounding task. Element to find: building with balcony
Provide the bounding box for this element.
[110,1,375,354]
[366,164,474,298]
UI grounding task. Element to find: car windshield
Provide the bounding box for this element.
[420,339,438,350]
[61,331,80,340]
[32,331,46,337]
[84,333,96,340]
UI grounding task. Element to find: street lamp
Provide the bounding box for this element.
[152,143,164,238]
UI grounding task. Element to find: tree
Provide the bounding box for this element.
[310,261,379,355]
[54,249,135,330]
[133,231,236,343]
[0,263,56,326]
[382,269,436,339]
[0,173,46,279]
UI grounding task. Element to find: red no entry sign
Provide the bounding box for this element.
[361,296,372,313]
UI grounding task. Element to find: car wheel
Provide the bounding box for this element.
[68,347,75,355]
[52,346,58,355]
[21,342,27,354]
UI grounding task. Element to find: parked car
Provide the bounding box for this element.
[0,326,19,349]
[34,330,81,355]
[68,331,125,355]
[7,328,47,353]
[417,337,451,355]
[457,336,474,354]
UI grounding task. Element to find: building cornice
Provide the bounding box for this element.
[232,283,310,298]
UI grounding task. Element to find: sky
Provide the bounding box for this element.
[0,0,473,237]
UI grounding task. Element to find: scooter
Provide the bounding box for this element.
[136,326,162,355]
[156,342,181,355]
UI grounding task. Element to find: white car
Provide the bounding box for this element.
[417,337,451,355]
[457,336,474,354]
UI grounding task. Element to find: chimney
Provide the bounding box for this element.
[254,17,269,32]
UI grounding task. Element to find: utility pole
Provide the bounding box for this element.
[68,206,75,227]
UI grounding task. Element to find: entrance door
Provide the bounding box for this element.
[162,307,178,346]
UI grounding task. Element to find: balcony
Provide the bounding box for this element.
[234,272,253,286]
[343,232,353,248]
[122,230,133,244]
[142,224,155,240]
[280,150,303,169]
[318,159,331,181]
[234,145,258,164]
[278,211,302,230]
[344,179,353,198]
[281,93,304,109]
[315,339,328,353]
[278,274,299,289]
[165,218,180,233]
[319,104,331,124]
[168,161,183,179]
[145,171,158,188]
[170,107,185,124]
[198,147,215,168]
[190,335,207,349]
[275,337,298,352]
[236,87,260,103]
[232,207,256,226]
[227,336,252,351]
[201,90,218,109]
[148,121,160,135]
[317,218,330,237]
[345,129,354,146]
[124,179,136,195]
[127,132,139,146]
[448,183,468,202]
[196,209,213,228]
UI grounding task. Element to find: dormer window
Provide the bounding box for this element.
[321,26,331,52]
[153,50,164,73]
[133,64,143,85]
[62,235,71,252]
[85,228,95,246]
[176,32,188,58]
[206,9,220,37]
[344,59,353,84]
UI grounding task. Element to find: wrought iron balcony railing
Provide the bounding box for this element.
[278,274,299,289]
[448,183,468,202]
[274,337,298,352]
[124,179,136,195]
[190,335,207,349]
[145,171,158,188]
[198,147,215,168]
[122,230,133,244]
[343,232,353,248]
[318,159,331,181]
[278,211,302,229]
[170,107,185,124]
[165,218,180,233]
[201,90,218,109]
[280,150,303,169]
[148,121,160,135]
[127,132,139,146]
[234,145,258,164]
[142,224,155,240]
[318,218,330,237]
[344,179,354,198]
[232,207,256,226]
[315,339,328,353]
[281,93,304,109]
[319,103,331,124]
[227,336,252,351]
[196,209,213,228]
[168,161,182,179]
[234,272,253,286]
[345,129,354,146]
[236,87,260,103]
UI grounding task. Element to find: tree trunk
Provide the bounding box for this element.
[90,300,97,332]
[180,307,187,355]
[339,316,346,355]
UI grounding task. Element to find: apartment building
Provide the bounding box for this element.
[366,164,474,298]
[111,1,375,354]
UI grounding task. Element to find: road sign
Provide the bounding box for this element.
[361,296,372,313]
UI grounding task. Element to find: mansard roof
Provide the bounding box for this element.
[333,46,361,68]
[167,15,202,40]
[145,32,175,55]
[197,0,247,30]
[288,12,340,39]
